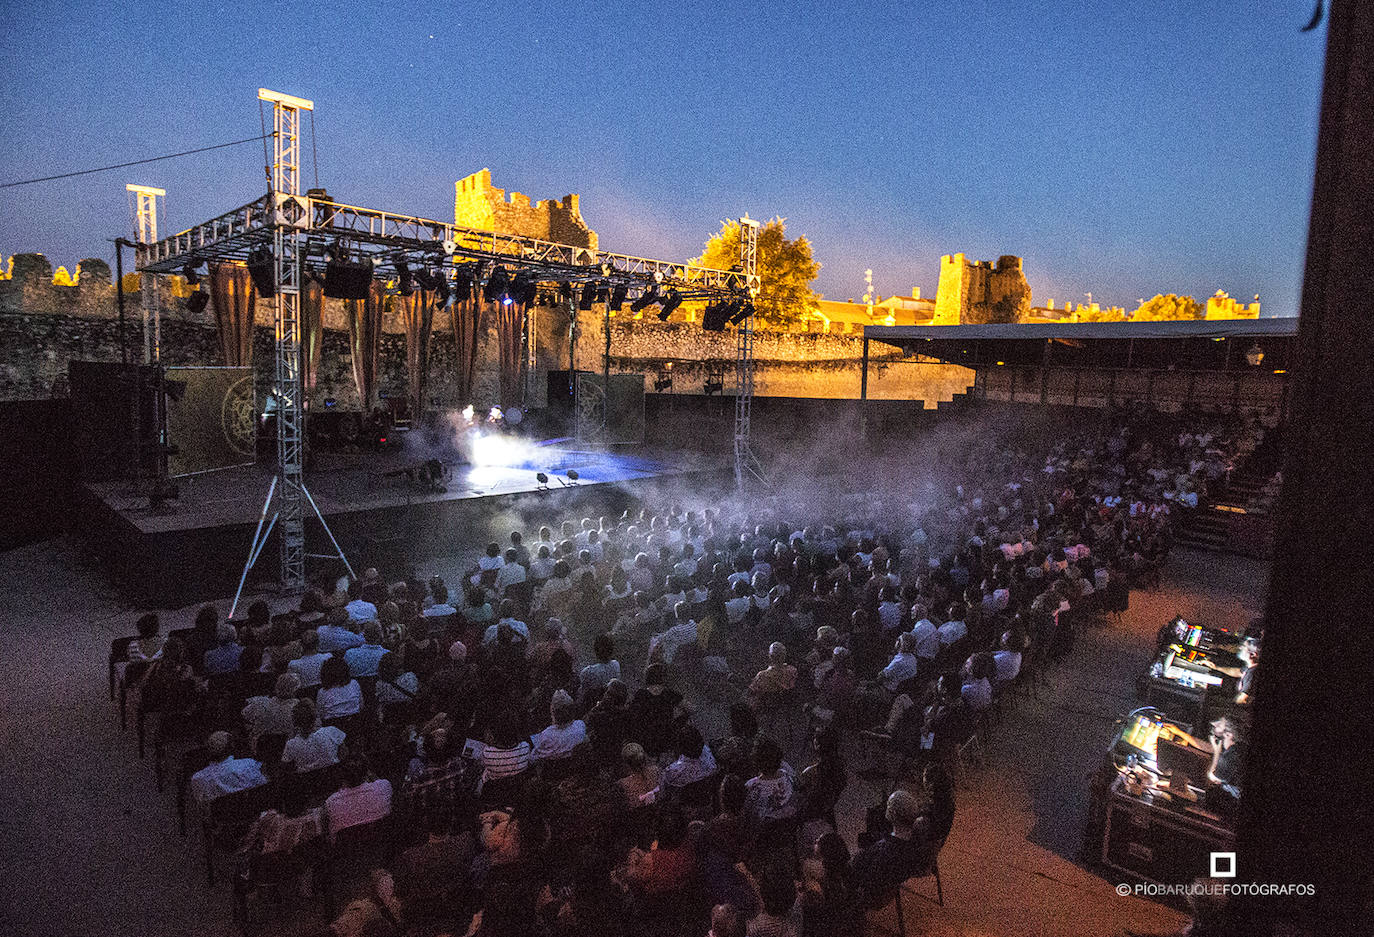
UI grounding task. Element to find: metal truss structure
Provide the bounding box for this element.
[733,218,768,489]
[127,184,164,363]
[135,89,758,594]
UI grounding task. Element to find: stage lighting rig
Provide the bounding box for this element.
[394,256,414,295]
[728,299,754,326]
[579,280,599,310]
[484,265,510,303]
[656,289,683,322]
[323,245,374,300]
[609,283,629,311]
[702,299,732,331]
[630,287,659,313]
[182,258,203,286]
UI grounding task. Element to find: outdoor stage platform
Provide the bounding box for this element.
[78,447,718,609]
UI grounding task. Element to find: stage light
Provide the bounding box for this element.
[394,257,414,296]
[245,246,277,297]
[630,287,659,313]
[187,289,210,315]
[566,469,579,483]
[182,259,202,286]
[609,284,629,311]
[484,266,509,303]
[434,274,451,307]
[579,281,599,311]
[536,472,549,489]
[702,300,731,331]
[728,299,754,326]
[323,248,374,300]
[657,289,683,322]
[511,274,538,307]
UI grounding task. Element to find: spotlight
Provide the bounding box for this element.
[394,256,414,295]
[609,283,629,311]
[728,299,754,325]
[702,300,731,331]
[630,287,659,313]
[323,248,374,300]
[656,289,683,322]
[187,289,210,315]
[536,471,549,489]
[560,282,575,307]
[579,281,599,311]
[182,259,202,286]
[511,273,538,306]
[246,246,277,297]
[566,469,579,484]
[484,266,510,303]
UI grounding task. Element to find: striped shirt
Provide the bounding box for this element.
[481,741,531,783]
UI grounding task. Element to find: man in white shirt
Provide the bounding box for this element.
[659,724,717,791]
[344,580,377,625]
[422,582,457,618]
[495,549,528,592]
[937,610,968,647]
[673,544,699,581]
[288,629,332,688]
[724,581,755,624]
[908,605,941,661]
[648,603,698,666]
[483,600,530,644]
[530,690,588,762]
[242,672,303,741]
[325,760,392,840]
[190,731,268,805]
[878,633,920,693]
[993,631,1025,684]
[282,700,346,772]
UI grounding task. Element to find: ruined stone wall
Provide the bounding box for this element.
[453,169,597,249]
[934,252,1032,325]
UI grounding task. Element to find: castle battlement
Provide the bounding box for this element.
[454,169,597,249]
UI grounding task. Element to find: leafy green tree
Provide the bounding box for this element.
[1078,305,1128,322]
[691,217,821,329]
[1131,293,1202,321]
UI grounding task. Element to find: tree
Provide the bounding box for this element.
[1131,293,1202,321]
[1077,306,1128,322]
[690,217,821,329]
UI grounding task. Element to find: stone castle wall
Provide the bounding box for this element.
[454,169,597,249]
[934,252,1032,325]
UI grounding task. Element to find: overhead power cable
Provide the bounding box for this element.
[0,134,274,190]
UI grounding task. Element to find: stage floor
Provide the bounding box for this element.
[79,445,718,607]
[88,446,697,534]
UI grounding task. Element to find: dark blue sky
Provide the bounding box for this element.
[1,1,1325,315]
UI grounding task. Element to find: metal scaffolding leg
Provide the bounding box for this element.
[733,217,767,489]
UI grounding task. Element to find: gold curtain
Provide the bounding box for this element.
[449,296,484,404]
[400,288,435,421]
[300,276,324,407]
[496,302,526,406]
[207,263,257,367]
[347,281,386,411]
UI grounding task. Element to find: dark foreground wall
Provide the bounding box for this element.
[0,399,76,550]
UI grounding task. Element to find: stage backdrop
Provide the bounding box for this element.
[575,372,645,445]
[166,366,256,476]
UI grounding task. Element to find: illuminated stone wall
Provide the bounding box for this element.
[934,252,1032,324]
[454,169,597,249]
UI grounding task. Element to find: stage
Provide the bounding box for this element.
[78,445,718,609]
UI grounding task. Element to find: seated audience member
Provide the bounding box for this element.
[421,582,457,618]
[579,632,622,702]
[237,780,323,864]
[528,544,556,583]
[374,652,419,706]
[914,762,956,846]
[287,628,331,688]
[617,741,662,806]
[190,730,268,805]
[324,758,392,840]
[748,868,799,937]
[394,812,475,919]
[343,622,389,678]
[961,652,997,712]
[627,663,686,757]
[482,599,530,644]
[744,737,796,828]
[241,672,302,742]
[317,656,363,722]
[714,702,761,780]
[462,586,495,625]
[203,623,244,676]
[936,605,968,646]
[647,602,699,667]
[480,714,532,794]
[923,675,973,760]
[127,612,166,663]
[184,605,221,673]
[317,611,364,654]
[282,699,345,772]
[710,904,747,937]
[343,579,378,625]
[398,619,442,681]
[495,548,527,593]
[799,831,859,937]
[587,678,631,767]
[877,632,920,694]
[530,619,577,674]
[993,630,1025,685]
[621,807,695,895]
[851,790,934,902]
[531,689,588,763]
[748,642,799,699]
[724,580,756,625]
[660,723,718,794]
[908,603,941,662]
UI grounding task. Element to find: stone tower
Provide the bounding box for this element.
[933,253,1031,324]
[454,169,598,249]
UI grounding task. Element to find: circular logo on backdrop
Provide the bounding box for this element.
[222,376,257,455]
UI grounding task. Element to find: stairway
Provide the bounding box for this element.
[1175,426,1283,555]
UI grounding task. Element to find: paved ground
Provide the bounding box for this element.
[0,539,1268,937]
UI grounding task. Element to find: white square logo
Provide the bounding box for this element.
[1210,851,1237,878]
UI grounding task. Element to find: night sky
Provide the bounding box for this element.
[0,1,1325,315]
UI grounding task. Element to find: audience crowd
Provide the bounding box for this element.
[117,406,1259,936]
